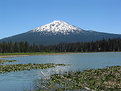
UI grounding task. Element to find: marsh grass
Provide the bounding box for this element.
[34,66,121,91]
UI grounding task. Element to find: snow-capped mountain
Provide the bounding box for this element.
[0,20,121,45]
[30,20,83,34]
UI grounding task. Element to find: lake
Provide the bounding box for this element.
[0,52,121,91]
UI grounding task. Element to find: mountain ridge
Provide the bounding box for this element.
[0,20,121,45]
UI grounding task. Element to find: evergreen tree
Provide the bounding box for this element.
[0,38,121,53]
[24,41,29,52]
[14,42,19,52]
[19,41,25,52]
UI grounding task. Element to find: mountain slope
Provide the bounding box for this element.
[0,20,121,45]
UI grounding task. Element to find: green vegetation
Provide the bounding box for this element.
[0,38,121,53]
[0,52,73,56]
[0,59,17,64]
[35,66,121,91]
[0,63,66,73]
[0,52,75,58]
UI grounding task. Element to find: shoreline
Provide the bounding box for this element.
[0,51,121,58]
[0,52,77,58]
[0,55,30,58]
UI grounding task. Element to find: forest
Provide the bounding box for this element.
[0,38,121,53]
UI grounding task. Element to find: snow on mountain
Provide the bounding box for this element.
[31,20,83,34]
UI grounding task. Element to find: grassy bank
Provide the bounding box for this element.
[0,52,76,58]
[35,66,121,91]
[0,52,75,55]
[1,51,121,55]
[0,52,121,58]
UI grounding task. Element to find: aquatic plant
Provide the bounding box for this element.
[0,59,17,64]
[0,63,67,73]
[35,66,121,91]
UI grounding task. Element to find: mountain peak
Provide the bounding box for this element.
[52,20,65,23]
[31,20,83,34]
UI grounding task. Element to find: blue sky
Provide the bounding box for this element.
[0,0,121,39]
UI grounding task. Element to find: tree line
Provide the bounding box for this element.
[0,38,121,53]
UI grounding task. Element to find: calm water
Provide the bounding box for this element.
[0,52,121,91]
